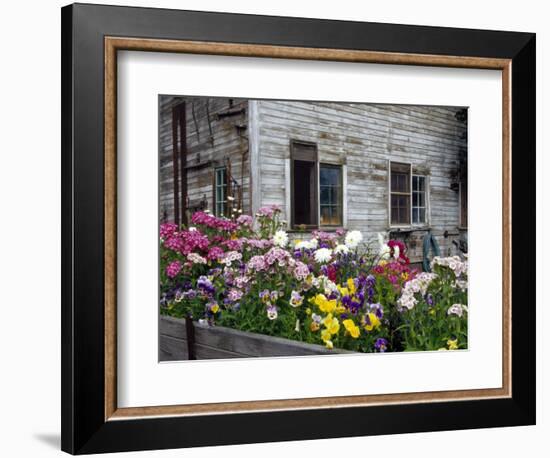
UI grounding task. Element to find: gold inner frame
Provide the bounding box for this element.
[104,37,512,421]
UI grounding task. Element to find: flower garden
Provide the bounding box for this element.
[160,206,468,353]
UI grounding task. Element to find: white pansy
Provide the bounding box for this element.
[314,248,332,264]
[272,230,289,248]
[318,275,338,295]
[295,238,318,250]
[379,243,391,260]
[334,244,350,255]
[344,230,363,249]
[393,245,400,259]
[447,303,466,317]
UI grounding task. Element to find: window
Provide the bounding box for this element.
[412,175,427,224]
[390,162,428,226]
[319,165,343,226]
[390,162,411,225]
[214,167,228,217]
[290,141,343,228]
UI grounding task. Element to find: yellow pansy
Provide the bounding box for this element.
[335,304,347,314]
[210,303,220,313]
[364,312,381,331]
[337,285,349,297]
[325,340,334,349]
[346,278,356,295]
[401,272,409,281]
[314,294,337,313]
[343,319,360,338]
[305,307,312,315]
[322,314,340,335]
[379,260,388,267]
[447,339,459,350]
[310,321,320,332]
[321,329,332,343]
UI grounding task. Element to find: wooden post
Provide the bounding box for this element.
[178,103,188,226]
[185,316,196,360]
[171,105,180,226]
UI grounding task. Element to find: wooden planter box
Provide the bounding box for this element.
[160,315,353,360]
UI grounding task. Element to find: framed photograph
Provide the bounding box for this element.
[61,3,536,454]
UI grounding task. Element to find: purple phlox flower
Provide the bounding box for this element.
[294,261,310,281]
[227,288,243,303]
[207,246,225,261]
[236,214,253,226]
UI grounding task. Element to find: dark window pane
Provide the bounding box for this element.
[320,166,339,186]
[419,208,426,223]
[391,172,409,192]
[412,208,419,224]
[320,206,330,225]
[412,192,418,207]
[331,186,340,206]
[320,186,330,205]
[412,175,418,191]
[293,160,316,225]
[319,165,342,226]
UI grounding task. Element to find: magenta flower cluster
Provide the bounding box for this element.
[191,211,239,232]
[163,228,210,256]
[256,205,281,218]
[166,260,182,278]
[160,222,178,240]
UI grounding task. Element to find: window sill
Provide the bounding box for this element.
[388,226,431,233]
[287,226,345,234]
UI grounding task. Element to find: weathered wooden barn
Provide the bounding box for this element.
[159,95,468,263]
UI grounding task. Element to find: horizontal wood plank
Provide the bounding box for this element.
[159,315,353,359]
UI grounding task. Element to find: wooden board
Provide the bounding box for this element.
[159,315,353,360]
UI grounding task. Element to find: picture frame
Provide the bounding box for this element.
[61,3,536,454]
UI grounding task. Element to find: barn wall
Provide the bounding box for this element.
[255,100,468,262]
[159,96,250,224]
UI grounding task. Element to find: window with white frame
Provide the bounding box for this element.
[412,175,427,224]
[214,166,228,217]
[390,162,428,226]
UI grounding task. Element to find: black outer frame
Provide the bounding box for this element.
[61,3,536,454]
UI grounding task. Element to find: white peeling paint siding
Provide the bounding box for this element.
[254,100,468,262]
